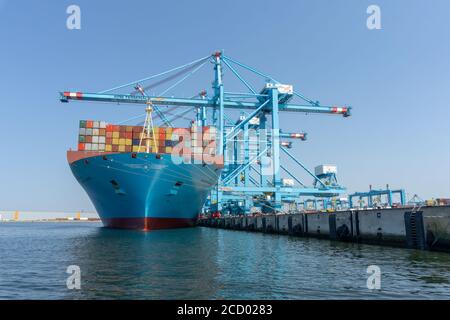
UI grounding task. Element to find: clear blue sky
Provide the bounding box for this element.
[0,0,449,211]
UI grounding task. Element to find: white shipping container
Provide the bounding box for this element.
[99,136,106,144]
[92,136,99,143]
[85,129,93,136]
[281,178,295,187]
[99,121,107,129]
[91,144,99,151]
[93,129,99,136]
[93,121,100,128]
[99,144,105,151]
[85,143,92,151]
[315,165,337,176]
[79,128,86,135]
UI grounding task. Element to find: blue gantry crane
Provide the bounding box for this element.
[348,185,406,209]
[61,51,351,214]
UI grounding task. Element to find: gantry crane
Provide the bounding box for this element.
[61,51,351,214]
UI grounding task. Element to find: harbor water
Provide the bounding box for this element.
[0,222,449,300]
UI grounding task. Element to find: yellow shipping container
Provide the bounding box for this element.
[166,127,173,134]
[112,138,119,145]
[166,147,172,153]
[113,132,120,139]
[126,139,132,146]
[105,145,112,152]
[119,138,126,145]
[133,145,146,152]
[118,145,126,152]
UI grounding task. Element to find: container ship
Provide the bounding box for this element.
[68,119,222,231]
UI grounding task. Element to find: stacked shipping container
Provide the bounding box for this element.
[78,120,107,151]
[77,120,217,159]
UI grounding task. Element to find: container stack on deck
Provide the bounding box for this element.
[76,120,217,159]
[78,120,107,152]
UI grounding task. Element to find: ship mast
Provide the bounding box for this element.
[139,102,158,153]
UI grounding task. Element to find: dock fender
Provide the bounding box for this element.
[292,223,303,236]
[336,224,351,241]
[426,230,438,248]
[265,224,275,233]
[288,216,293,234]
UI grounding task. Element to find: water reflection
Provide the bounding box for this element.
[1,223,449,299]
[64,227,221,299]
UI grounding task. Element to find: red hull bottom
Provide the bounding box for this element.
[102,217,197,231]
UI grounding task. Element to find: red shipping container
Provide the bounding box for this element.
[106,138,112,145]
[133,126,143,132]
[113,125,120,131]
[125,145,132,152]
[159,133,165,140]
[120,131,127,138]
[126,132,133,139]
[112,145,119,152]
[133,132,141,139]
[78,143,85,151]
[86,121,94,128]
[106,132,113,138]
[106,125,113,132]
[86,136,93,143]
[119,126,127,132]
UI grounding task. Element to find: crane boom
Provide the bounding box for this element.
[60,91,351,117]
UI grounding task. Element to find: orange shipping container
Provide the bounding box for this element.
[86,121,94,128]
[78,143,85,151]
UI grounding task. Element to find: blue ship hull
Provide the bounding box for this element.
[68,151,221,230]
